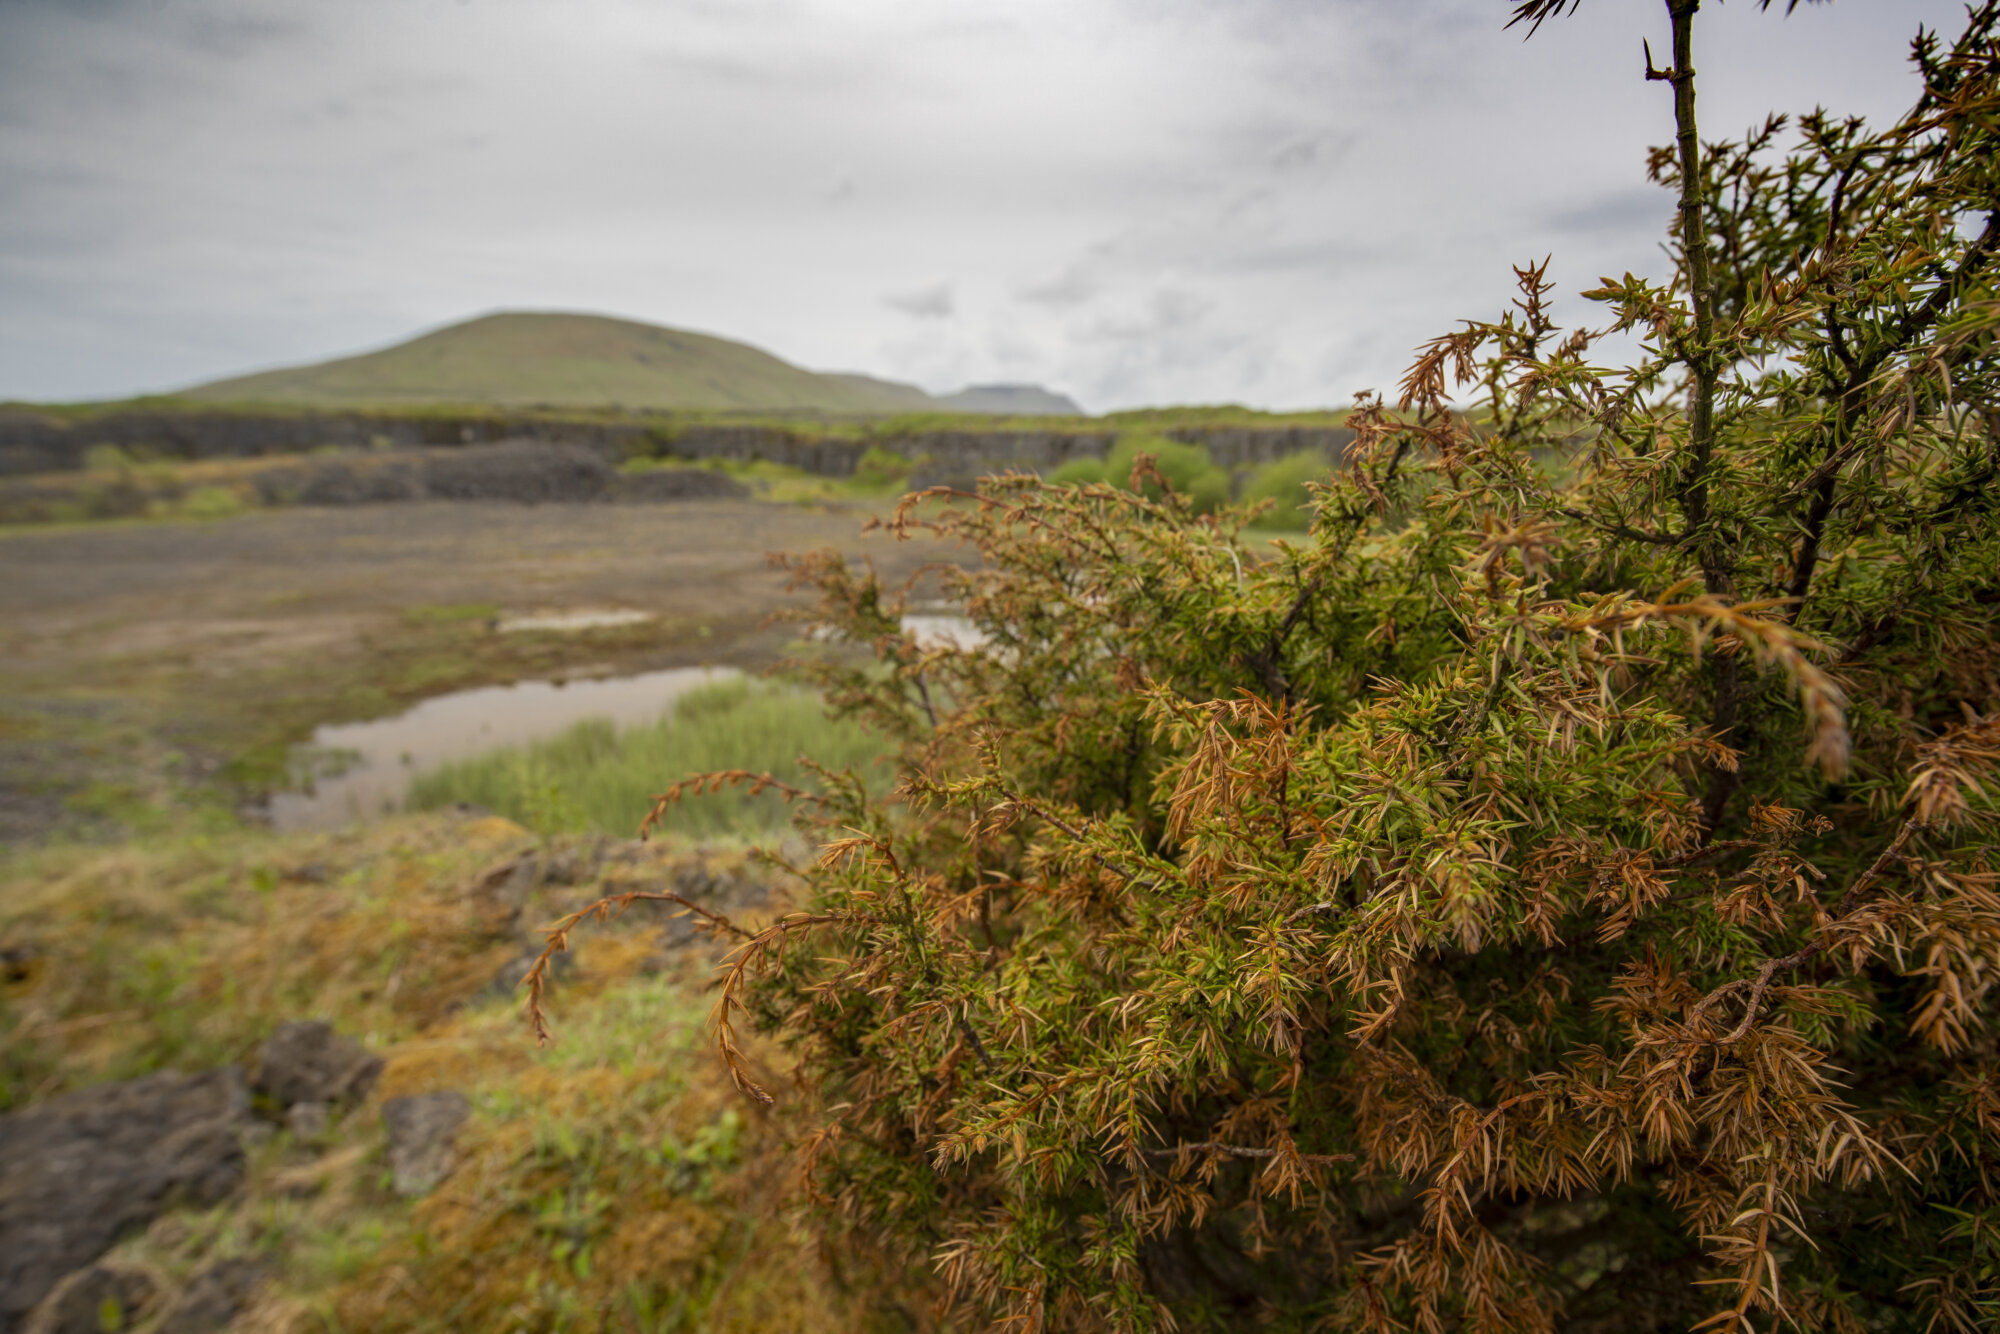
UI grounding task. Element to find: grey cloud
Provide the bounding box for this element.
[0,0,1974,407]
[0,158,121,206]
[647,48,802,88]
[643,26,928,98]
[1017,270,1099,308]
[177,11,306,59]
[885,284,955,319]
[1078,324,1261,409]
[1077,288,1214,344]
[1270,130,1355,173]
[1209,239,1377,277]
[1546,188,1674,235]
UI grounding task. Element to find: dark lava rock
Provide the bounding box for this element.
[420,440,616,503]
[538,837,610,888]
[284,1101,330,1140]
[481,943,573,1003]
[154,1259,264,1334]
[663,859,769,925]
[21,1264,156,1334]
[291,460,423,506]
[382,1092,472,1197]
[0,786,68,847]
[611,467,749,502]
[250,1022,382,1111]
[481,851,543,909]
[0,1068,249,1332]
[0,944,40,985]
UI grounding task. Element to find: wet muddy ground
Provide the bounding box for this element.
[0,499,956,842]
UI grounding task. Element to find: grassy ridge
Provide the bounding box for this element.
[177,312,942,415]
[406,678,887,839]
[10,399,1346,433]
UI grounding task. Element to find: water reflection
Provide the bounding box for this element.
[266,611,984,831]
[496,608,655,633]
[900,613,987,650]
[266,666,736,831]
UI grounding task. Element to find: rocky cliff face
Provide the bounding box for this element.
[0,409,650,476]
[0,407,1351,487]
[0,441,750,523]
[898,430,1116,489]
[1165,425,1354,469]
[651,424,869,477]
[656,422,1352,484]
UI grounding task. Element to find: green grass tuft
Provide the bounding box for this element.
[405,678,885,838]
[401,601,501,625]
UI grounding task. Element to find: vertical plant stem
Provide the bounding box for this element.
[1663,0,1742,832]
[1669,0,1717,557]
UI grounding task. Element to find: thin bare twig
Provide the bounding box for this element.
[522,888,753,1045]
[639,768,824,841]
[1685,815,1926,1040]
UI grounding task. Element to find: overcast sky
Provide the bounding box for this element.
[0,0,1967,412]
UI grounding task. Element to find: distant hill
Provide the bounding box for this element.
[178,312,1081,416]
[936,384,1083,416]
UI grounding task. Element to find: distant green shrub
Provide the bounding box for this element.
[1241,449,1334,530]
[1105,432,1225,507]
[1060,432,1231,514]
[407,678,883,838]
[82,443,134,472]
[1047,457,1106,487]
[180,485,245,521]
[402,602,500,625]
[850,446,913,491]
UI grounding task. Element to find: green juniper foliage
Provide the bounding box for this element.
[536,2,2000,1329]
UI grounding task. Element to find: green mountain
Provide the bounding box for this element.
[178,312,948,414]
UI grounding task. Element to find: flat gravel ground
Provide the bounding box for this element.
[0,499,942,669]
[0,499,957,842]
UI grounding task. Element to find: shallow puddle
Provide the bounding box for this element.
[496,608,654,633]
[267,666,738,831]
[900,613,987,650]
[266,611,982,831]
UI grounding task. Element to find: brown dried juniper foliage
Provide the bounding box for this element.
[525,3,2000,1330]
